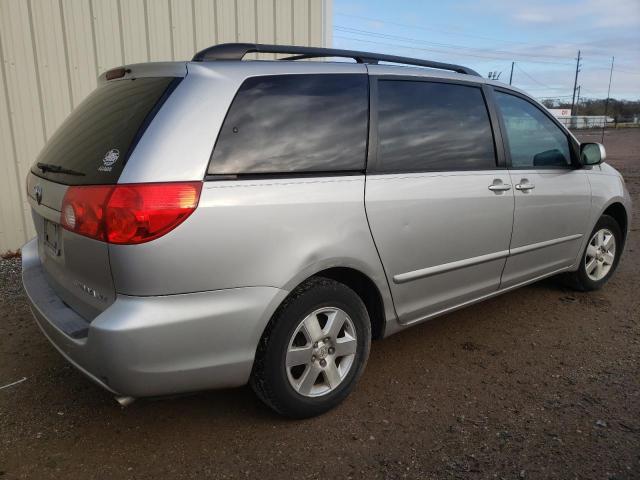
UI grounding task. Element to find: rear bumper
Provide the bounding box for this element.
[21,238,288,397]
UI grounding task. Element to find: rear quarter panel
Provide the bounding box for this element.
[108,175,395,321]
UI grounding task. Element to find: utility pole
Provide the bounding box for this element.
[602,56,615,143]
[575,86,581,116]
[570,50,581,116]
[509,61,514,85]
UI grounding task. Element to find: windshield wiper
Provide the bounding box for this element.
[36,162,85,176]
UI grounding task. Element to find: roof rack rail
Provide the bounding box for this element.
[191,43,481,76]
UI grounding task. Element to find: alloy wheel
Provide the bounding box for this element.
[285,307,357,397]
[585,228,616,281]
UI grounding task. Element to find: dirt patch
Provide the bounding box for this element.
[1,129,638,479]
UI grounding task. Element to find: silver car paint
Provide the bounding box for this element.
[22,59,632,399]
[500,169,592,288]
[365,170,515,324]
[23,238,289,395]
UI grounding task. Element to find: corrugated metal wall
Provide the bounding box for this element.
[0,0,332,252]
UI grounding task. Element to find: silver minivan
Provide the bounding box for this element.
[22,44,631,418]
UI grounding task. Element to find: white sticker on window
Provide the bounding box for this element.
[99,149,120,172]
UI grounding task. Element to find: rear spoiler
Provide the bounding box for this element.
[98,62,188,85]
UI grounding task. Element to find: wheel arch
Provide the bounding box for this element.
[313,267,386,340]
[602,202,629,245]
[572,199,630,270]
[273,264,392,341]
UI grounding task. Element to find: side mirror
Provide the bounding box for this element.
[580,142,606,166]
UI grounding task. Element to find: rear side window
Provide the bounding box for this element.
[376,80,496,172]
[208,74,368,175]
[494,91,571,168]
[32,77,178,185]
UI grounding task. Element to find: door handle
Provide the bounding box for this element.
[515,183,535,191]
[488,183,511,192]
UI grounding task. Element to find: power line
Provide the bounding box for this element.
[336,11,538,46]
[536,95,574,99]
[579,87,604,97]
[514,64,569,90]
[335,26,640,74]
[333,34,640,99]
[334,25,577,65]
[336,26,640,74]
[333,35,576,66]
[335,25,578,61]
[334,12,640,72]
[334,11,612,52]
[614,68,640,75]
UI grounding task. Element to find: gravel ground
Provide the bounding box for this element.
[0,128,638,479]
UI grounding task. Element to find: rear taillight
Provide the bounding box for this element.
[61,182,202,244]
[61,185,113,240]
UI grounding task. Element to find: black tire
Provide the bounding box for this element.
[250,277,371,418]
[564,214,623,291]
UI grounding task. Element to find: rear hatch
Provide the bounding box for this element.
[27,71,182,320]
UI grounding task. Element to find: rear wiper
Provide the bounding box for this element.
[36,162,85,176]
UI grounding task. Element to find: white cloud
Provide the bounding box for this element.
[464,0,640,28]
[513,12,550,23]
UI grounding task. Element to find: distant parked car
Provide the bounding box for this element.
[22,44,631,418]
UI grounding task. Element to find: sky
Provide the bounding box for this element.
[332,0,640,100]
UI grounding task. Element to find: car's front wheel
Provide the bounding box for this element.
[566,214,623,291]
[250,277,371,418]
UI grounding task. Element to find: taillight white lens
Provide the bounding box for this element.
[63,204,76,229]
[60,185,112,240]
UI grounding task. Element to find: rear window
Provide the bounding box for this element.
[208,74,368,175]
[31,77,178,185]
[376,80,496,172]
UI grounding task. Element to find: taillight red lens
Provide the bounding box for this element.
[105,183,201,244]
[61,182,202,244]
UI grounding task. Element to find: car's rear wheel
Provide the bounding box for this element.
[565,214,623,291]
[250,277,371,418]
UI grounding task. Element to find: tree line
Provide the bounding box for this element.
[540,98,640,120]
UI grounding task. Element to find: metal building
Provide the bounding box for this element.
[0,0,332,252]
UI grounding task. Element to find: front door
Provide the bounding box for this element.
[492,90,591,288]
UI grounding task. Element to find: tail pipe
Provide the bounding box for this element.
[115,396,135,407]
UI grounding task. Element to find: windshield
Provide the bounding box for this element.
[31,77,179,185]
